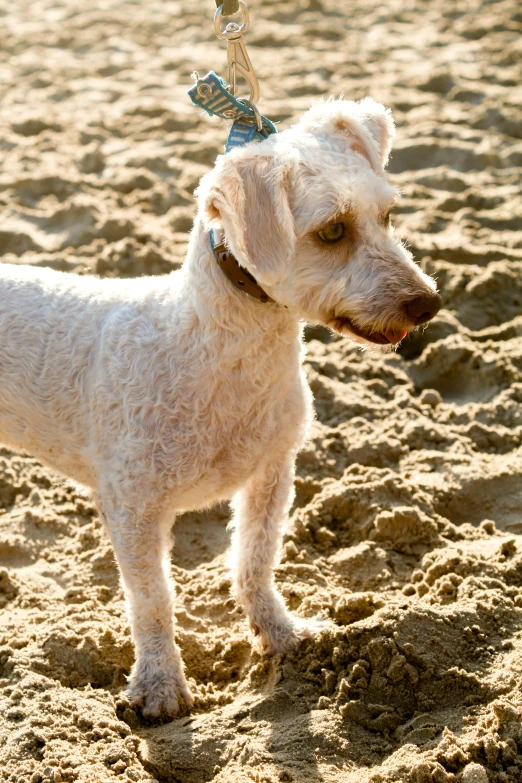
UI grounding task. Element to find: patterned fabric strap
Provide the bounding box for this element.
[188,71,277,151]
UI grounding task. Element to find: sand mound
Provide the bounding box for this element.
[1,0,522,781]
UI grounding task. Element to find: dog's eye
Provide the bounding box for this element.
[383,210,392,227]
[317,222,345,243]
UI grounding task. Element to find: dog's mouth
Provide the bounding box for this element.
[327,315,408,345]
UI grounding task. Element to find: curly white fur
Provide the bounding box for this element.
[0,99,440,718]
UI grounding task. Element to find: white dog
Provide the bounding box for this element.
[0,99,441,718]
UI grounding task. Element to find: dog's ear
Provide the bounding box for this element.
[332,98,395,170]
[197,149,296,283]
[356,98,395,167]
[299,97,395,171]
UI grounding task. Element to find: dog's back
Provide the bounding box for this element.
[0,265,111,480]
[0,264,191,486]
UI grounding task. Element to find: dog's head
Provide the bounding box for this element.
[197,97,441,346]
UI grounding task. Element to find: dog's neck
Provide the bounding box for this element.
[183,216,299,339]
[210,228,276,305]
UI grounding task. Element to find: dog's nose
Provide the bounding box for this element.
[404,292,442,324]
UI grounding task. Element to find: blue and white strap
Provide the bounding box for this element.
[188,70,277,152]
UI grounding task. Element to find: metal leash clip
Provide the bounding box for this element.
[214,1,260,105]
[188,0,275,152]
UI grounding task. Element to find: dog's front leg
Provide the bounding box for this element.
[231,452,324,654]
[99,499,193,719]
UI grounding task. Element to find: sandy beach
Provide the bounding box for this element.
[1,0,522,780]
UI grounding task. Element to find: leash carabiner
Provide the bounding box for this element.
[214,1,260,105]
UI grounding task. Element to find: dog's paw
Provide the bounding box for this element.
[252,613,331,655]
[126,670,194,721]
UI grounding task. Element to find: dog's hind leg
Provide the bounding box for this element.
[231,451,325,654]
[97,494,193,719]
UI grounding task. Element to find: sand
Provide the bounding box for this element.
[1,0,522,781]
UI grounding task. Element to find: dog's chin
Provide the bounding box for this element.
[326,315,408,347]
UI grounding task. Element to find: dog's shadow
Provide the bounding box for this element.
[136,673,328,783]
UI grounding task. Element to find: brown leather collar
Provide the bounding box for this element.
[213,239,276,305]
